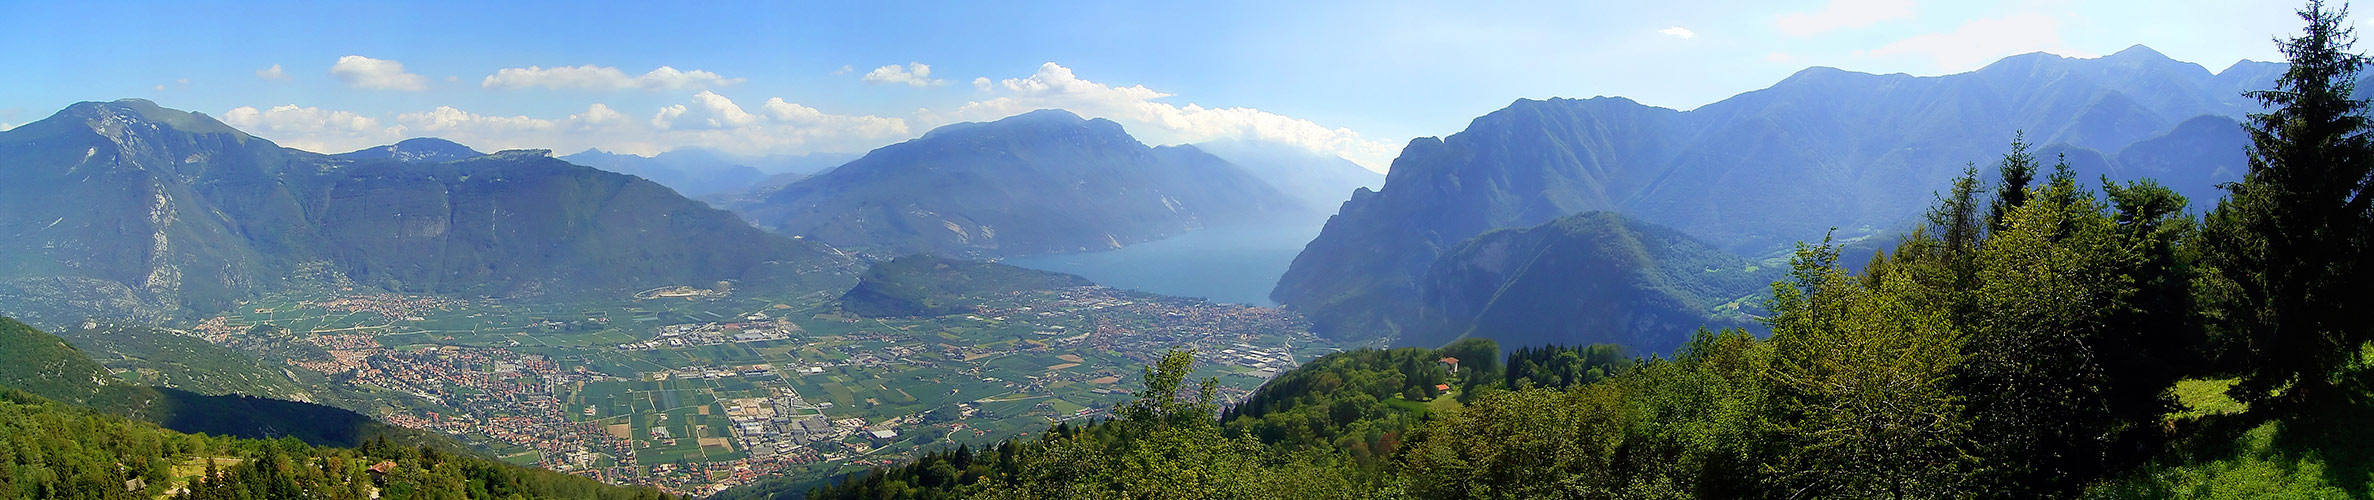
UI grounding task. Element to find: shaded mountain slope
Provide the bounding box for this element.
[1277,47,2279,340]
[739,109,1303,258]
[0,317,432,447]
[1410,212,1774,351]
[0,99,857,324]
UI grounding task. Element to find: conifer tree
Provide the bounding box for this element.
[2203,0,2374,409]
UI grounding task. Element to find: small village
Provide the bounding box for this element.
[164,282,1344,495]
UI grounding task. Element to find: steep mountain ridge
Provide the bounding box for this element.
[0,99,858,324]
[1277,47,2277,341]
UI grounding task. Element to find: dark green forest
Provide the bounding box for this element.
[733,3,2374,498]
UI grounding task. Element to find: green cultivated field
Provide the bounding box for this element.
[186,283,1348,491]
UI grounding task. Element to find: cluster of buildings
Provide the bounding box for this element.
[299,293,470,321]
[615,316,797,351]
[646,364,786,381]
[176,283,1339,496]
[720,394,850,461]
[337,345,647,477]
[1214,344,1298,376]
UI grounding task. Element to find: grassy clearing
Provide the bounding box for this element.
[2087,370,2374,499]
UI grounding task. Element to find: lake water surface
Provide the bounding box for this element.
[1003,224,1326,306]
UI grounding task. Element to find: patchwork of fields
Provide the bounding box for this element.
[177,283,1343,494]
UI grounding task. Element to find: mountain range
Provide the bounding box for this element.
[560,148,857,199]
[1189,139,1383,219]
[1278,45,2277,344]
[733,109,1311,259]
[0,99,856,325]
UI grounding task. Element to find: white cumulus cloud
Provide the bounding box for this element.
[1660,26,1696,39]
[397,106,562,137]
[481,65,744,91]
[329,55,429,91]
[862,62,946,87]
[763,97,910,137]
[927,62,1399,172]
[221,104,408,153]
[256,64,288,80]
[1777,0,1915,36]
[1861,13,2085,73]
[574,103,626,126]
[222,94,909,158]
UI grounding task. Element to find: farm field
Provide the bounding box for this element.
[175,281,1347,495]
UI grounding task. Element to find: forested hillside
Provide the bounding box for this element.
[1411,211,1775,351]
[839,255,1096,318]
[0,100,858,326]
[725,4,2374,498]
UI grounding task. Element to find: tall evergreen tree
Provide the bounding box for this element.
[1990,132,2040,231]
[2202,0,2374,409]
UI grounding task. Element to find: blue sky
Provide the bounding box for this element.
[0,0,2312,170]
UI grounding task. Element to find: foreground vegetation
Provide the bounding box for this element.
[0,314,687,499]
[739,3,2374,498]
[0,365,682,499]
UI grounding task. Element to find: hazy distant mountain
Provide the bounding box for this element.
[1192,139,1383,215]
[734,151,861,176]
[2110,115,2252,204]
[333,137,483,163]
[736,109,1304,259]
[0,99,857,324]
[1410,212,1775,351]
[559,148,769,198]
[1277,46,2280,342]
